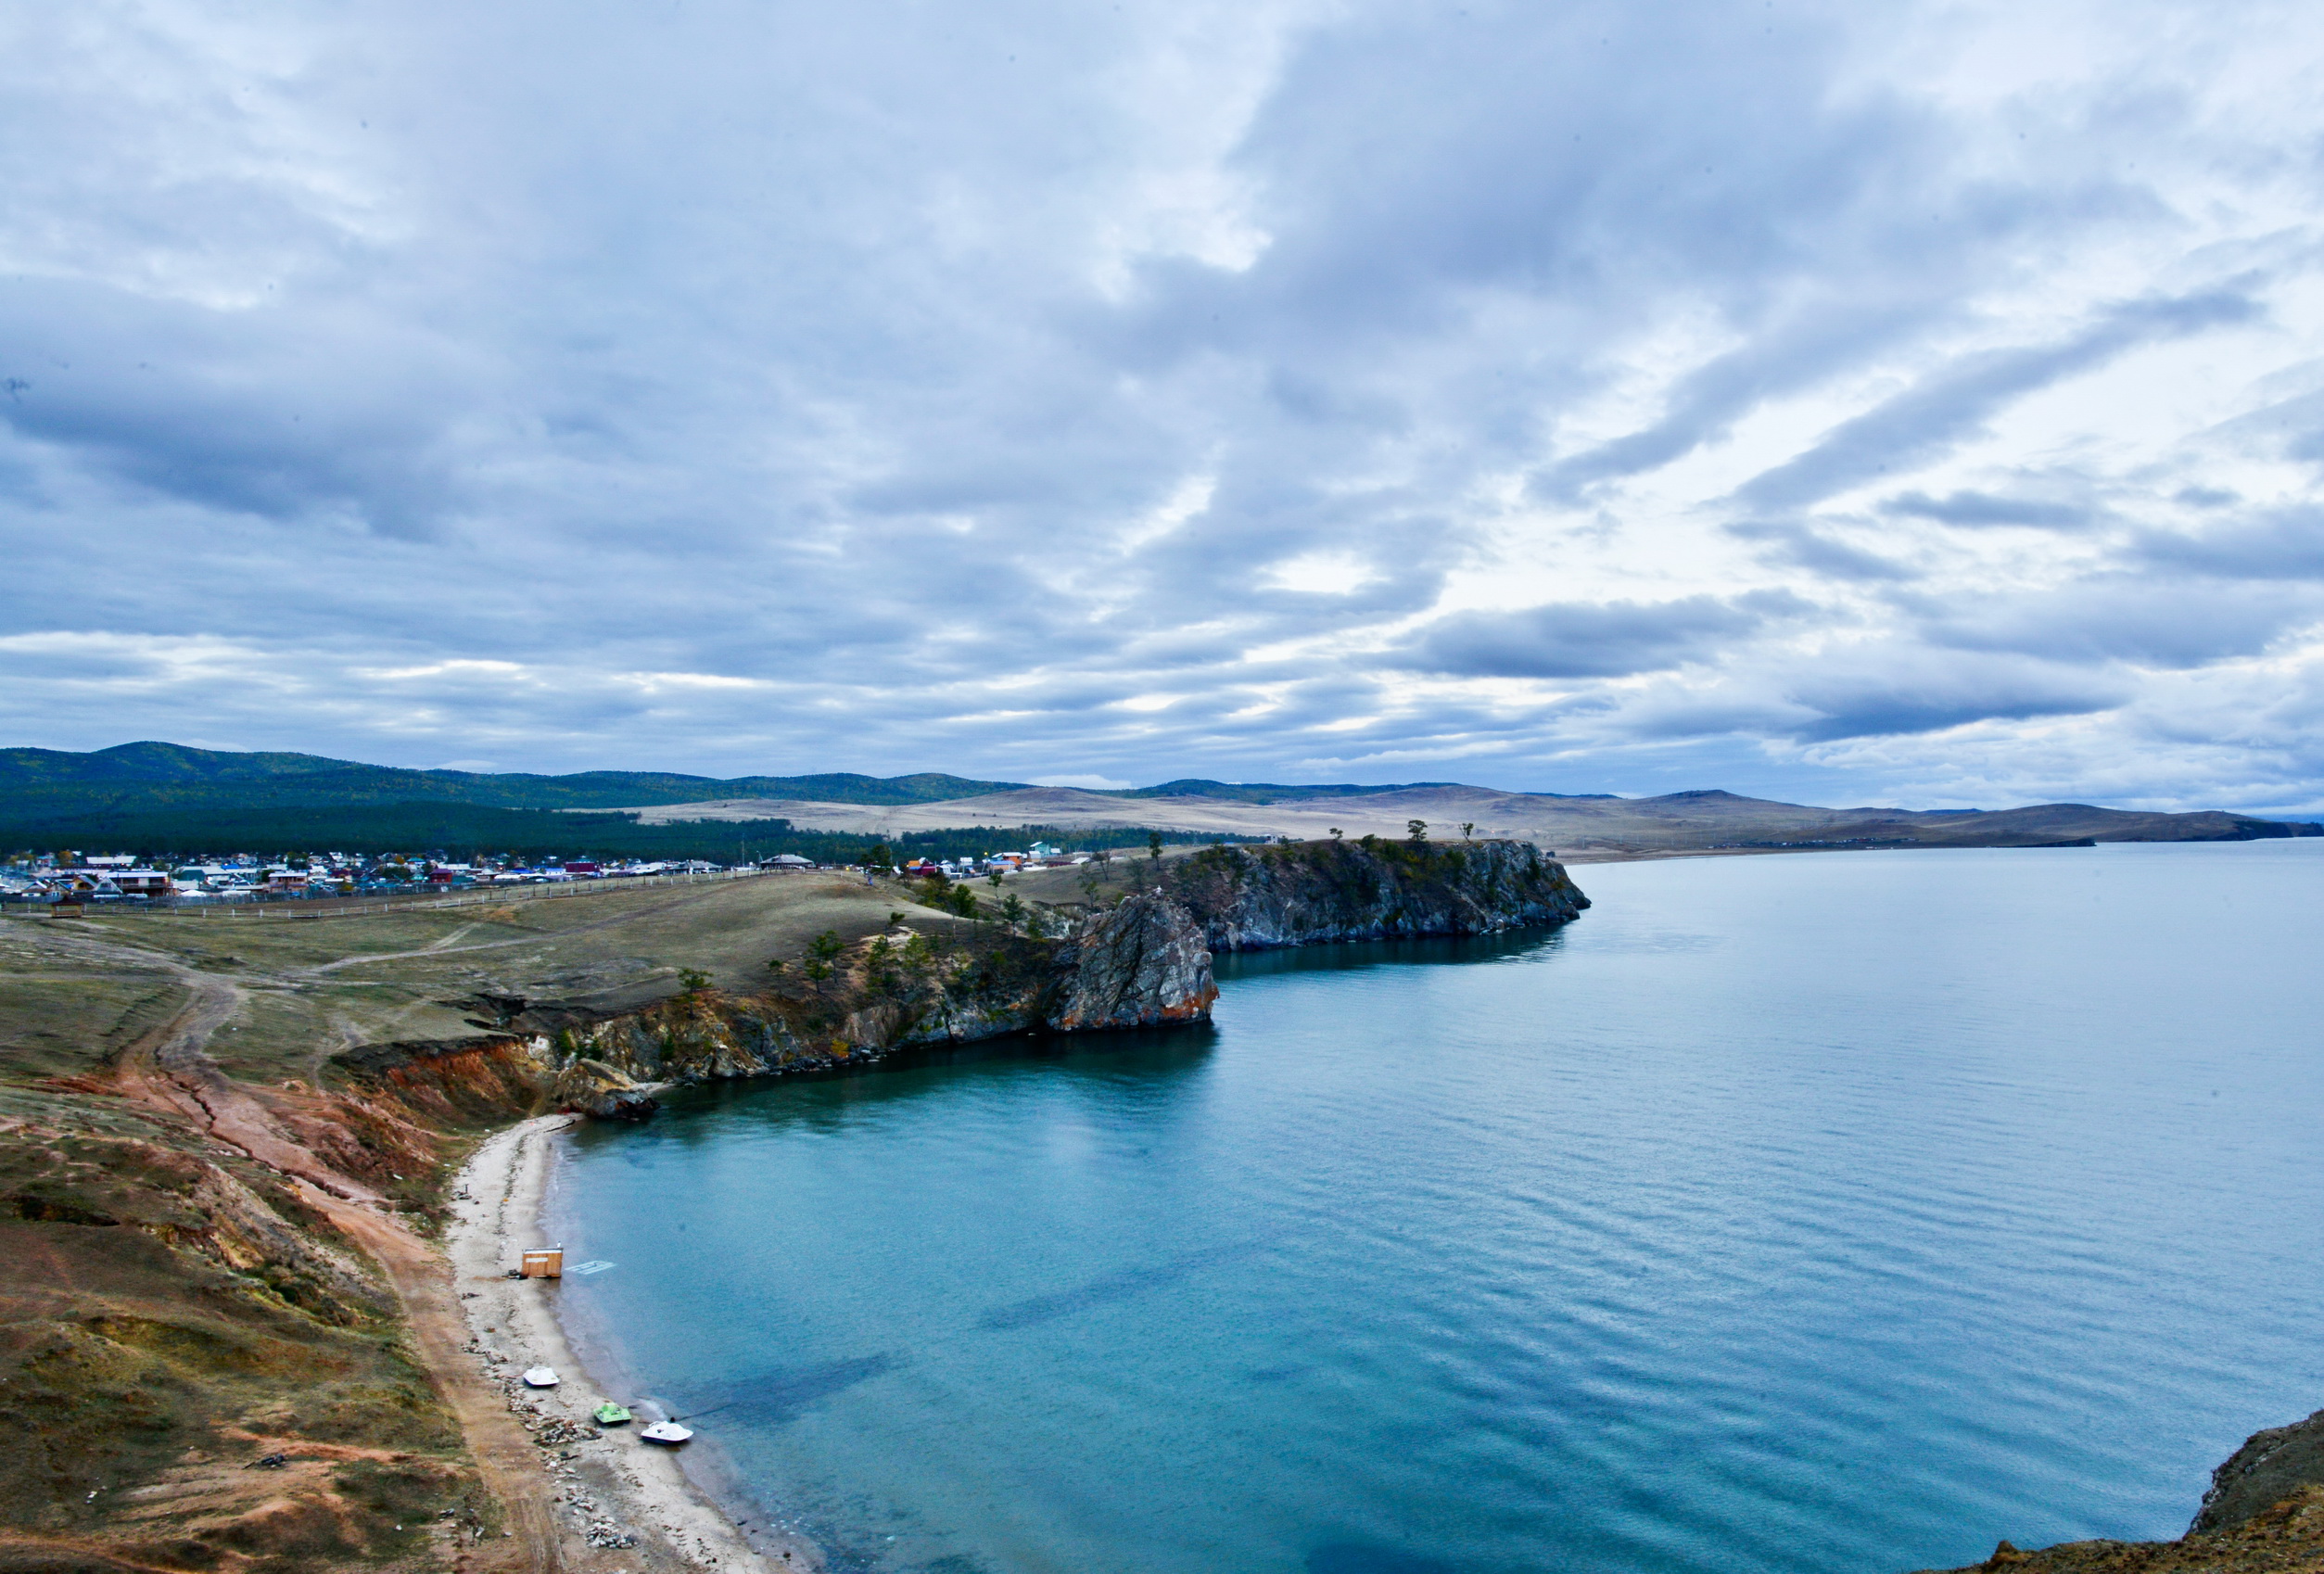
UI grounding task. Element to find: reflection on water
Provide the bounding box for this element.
[551,842,2324,1574]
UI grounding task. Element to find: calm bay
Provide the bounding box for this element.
[549,841,2324,1574]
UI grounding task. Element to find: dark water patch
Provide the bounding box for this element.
[668,1352,904,1426]
[975,1242,1263,1331]
[1307,1543,1467,1574]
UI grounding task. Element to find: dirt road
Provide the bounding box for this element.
[90,932,572,1574]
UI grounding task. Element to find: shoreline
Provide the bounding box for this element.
[446,1115,819,1572]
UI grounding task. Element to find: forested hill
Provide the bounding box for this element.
[0,743,1617,827]
[0,742,1032,822]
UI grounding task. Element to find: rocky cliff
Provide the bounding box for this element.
[2193,1407,2324,1535]
[1913,1406,2324,1572]
[334,891,1218,1120]
[1159,836,1589,951]
[1047,888,1219,1029]
[335,847,1581,1123]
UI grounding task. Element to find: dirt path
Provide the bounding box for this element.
[55,927,576,1574]
[302,1176,569,1574]
[19,913,788,1572]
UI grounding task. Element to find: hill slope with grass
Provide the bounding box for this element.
[0,742,1032,819]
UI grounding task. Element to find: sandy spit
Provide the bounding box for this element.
[447,1115,820,1573]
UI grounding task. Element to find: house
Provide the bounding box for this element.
[759,853,813,870]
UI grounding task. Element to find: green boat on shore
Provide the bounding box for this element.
[592,1403,632,1426]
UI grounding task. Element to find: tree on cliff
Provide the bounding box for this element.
[1408,819,1429,844]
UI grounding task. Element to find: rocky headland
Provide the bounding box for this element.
[334,840,1584,1124]
[1158,834,1590,950]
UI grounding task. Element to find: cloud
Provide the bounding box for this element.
[1881,489,2095,529]
[2136,509,2324,581]
[2,0,2324,813]
[1396,591,1810,679]
[1726,521,1916,581]
[1782,654,2133,743]
[1734,289,2263,514]
[1918,579,2322,668]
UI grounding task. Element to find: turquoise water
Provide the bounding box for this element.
[549,842,2324,1574]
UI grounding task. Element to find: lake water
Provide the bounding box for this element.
[548,842,2324,1574]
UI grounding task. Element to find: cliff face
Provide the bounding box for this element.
[1161,837,1589,952]
[2193,1408,2324,1535]
[337,852,1578,1124]
[1048,889,1219,1029]
[340,892,1219,1121]
[1910,1405,2324,1573]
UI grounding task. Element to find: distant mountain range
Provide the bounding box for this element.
[1,742,2316,856]
[613,781,2323,853]
[0,743,1574,821]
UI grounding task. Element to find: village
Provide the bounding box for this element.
[0,839,1100,909]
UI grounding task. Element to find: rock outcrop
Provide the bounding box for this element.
[1047,891,1218,1030]
[2193,1407,2324,1534]
[550,1058,660,1121]
[1160,836,1589,951]
[1911,1406,2324,1573]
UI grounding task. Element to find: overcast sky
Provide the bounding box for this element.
[6,1,2324,810]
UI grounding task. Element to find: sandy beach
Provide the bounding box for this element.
[447,1115,819,1573]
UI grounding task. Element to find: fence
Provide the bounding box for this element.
[0,866,785,922]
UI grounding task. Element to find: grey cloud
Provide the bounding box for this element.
[1920,580,2319,667]
[2136,509,2324,580]
[1783,658,2130,743]
[2202,385,2324,467]
[1727,520,1915,581]
[1536,302,1942,501]
[1397,591,1811,679]
[1736,288,2263,513]
[0,279,472,535]
[1881,489,2094,529]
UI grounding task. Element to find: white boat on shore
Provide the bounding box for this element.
[522,1366,559,1388]
[639,1421,692,1444]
